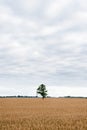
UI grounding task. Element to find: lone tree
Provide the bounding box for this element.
[37,84,48,99]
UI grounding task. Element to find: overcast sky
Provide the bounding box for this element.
[0,0,87,97]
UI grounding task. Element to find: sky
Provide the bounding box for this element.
[0,0,87,97]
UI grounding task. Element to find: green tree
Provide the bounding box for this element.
[37,84,48,99]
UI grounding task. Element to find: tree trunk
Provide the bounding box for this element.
[42,97,44,100]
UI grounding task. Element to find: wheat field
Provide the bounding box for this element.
[0,98,87,130]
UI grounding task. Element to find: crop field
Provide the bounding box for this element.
[0,98,87,130]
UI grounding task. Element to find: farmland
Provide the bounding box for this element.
[0,98,87,130]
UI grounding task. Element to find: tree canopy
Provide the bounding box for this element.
[37,84,48,99]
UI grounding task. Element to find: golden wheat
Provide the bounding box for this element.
[0,98,87,130]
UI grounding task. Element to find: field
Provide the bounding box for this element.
[0,98,87,130]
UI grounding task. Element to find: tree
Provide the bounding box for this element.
[37,84,48,99]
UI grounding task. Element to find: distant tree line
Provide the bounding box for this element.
[0,96,37,98]
[0,84,87,99]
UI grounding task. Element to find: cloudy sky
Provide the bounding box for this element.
[0,0,87,97]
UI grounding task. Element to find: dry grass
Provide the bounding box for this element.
[0,98,87,130]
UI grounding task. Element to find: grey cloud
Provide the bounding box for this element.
[0,0,87,96]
